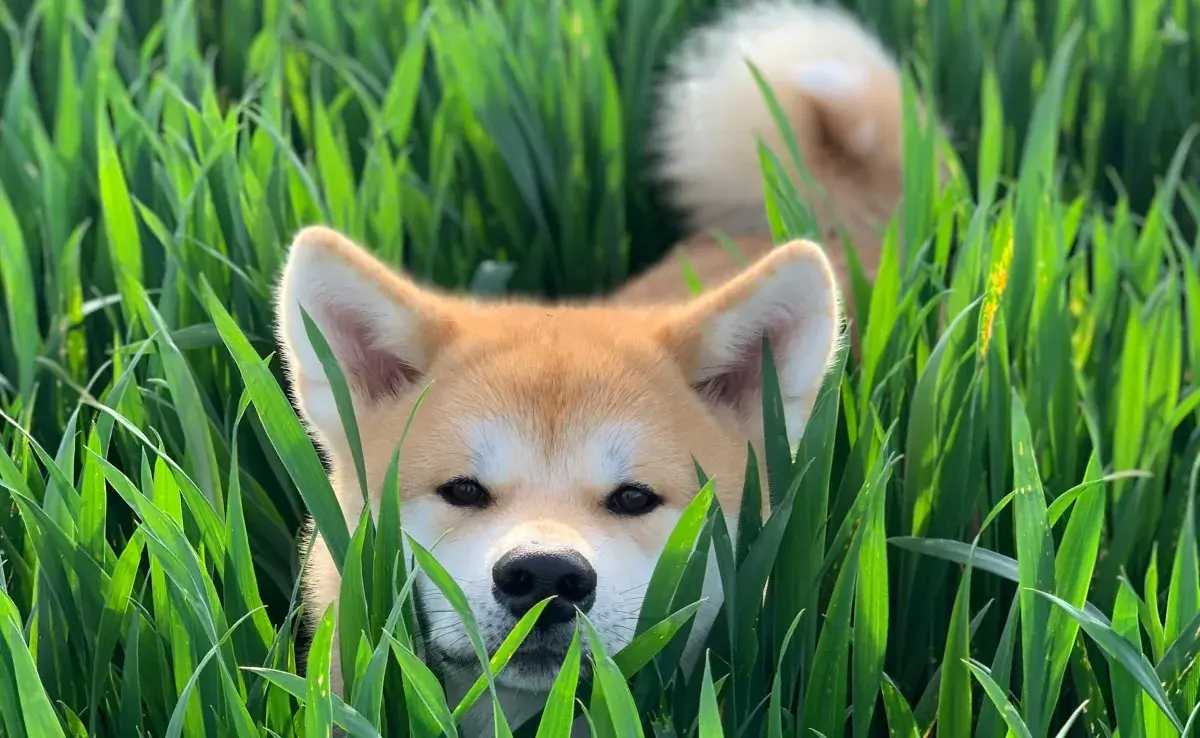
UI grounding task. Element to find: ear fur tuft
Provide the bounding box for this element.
[657,239,843,445]
[275,226,446,449]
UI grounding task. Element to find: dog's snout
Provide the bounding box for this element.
[492,547,597,625]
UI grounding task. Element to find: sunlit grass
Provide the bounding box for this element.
[0,0,1199,735]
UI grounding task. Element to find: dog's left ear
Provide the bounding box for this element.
[275,226,454,453]
[656,239,843,446]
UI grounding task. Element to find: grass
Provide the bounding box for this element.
[1,0,1200,735]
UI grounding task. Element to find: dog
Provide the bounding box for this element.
[274,1,915,733]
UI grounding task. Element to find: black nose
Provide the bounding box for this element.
[492,547,597,625]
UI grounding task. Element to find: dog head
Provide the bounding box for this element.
[276,227,841,691]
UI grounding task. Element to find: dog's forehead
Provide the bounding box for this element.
[375,307,709,496]
[458,414,644,490]
[424,322,685,485]
[439,311,676,417]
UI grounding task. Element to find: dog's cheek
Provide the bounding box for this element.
[399,499,496,615]
[584,521,670,651]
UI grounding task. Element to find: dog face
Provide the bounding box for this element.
[275,227,841,692]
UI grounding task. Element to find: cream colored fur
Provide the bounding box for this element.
[620,0,920,325]
[277,227,841,733]
[274,1,923,734]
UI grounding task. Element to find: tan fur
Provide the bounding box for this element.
[274,3,940,732]
[277,225,841,731]
[616,231,878,310]
[619,0,928,325]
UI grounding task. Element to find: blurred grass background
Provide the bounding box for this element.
[2,0,1195,299]
[2,0,1200,735]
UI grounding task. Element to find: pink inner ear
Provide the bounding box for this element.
[693,329,787,412]
[326,305,420,401]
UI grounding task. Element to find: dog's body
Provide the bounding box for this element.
[275,2,915,734]
[617,0,908,312]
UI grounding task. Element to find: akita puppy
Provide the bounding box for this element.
[275,1,917,733]
[278,228,839,732]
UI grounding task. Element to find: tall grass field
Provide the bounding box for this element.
[2,0,1200,735]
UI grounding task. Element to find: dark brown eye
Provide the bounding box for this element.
[605,483,661,516]
[437,477,491,509]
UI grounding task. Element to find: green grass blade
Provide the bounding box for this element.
[853,446,891,738]
[582,614,644,738]
[87,529,146,734]
[735,443,763,568]
[373,384,429,638]
[242,667,383,738]
[1004,23,1081,339]
[165,607,265,738]
[1010,390,1057,736]
[95,96,143,317]
[0,589,67,738]
[338,509,373,700]
[535,622,584,738]
[964,660,1033,738]
[384,635,460,738]
[0,181,38,396]
[201,276,350,568]
[1037,589,1183,731]
[697,652,723,738]
[1044,451,1107,716]
[634,478,714,636]
[768,608,807,738]
[1164,453,1200,712]
[613,601,703,678]
[404,535,496,680]
[938,555,974,737]
[802,475,873,736]
[976,597,1021,738]
[1051,702,1092,738]
[299,305,371,505]
[452,598,553,720]
[880,674,920,738]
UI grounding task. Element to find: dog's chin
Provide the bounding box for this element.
[432,625,589,693]
[495,646,580,692]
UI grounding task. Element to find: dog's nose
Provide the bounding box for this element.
[491,547,597,624]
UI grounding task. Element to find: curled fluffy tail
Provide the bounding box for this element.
[649,1,909,246]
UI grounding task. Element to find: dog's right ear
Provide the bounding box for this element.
[275,226,453,452]
[653,239,843,449]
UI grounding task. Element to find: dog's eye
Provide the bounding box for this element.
[437,477,492,509]
[605,483,661,516]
